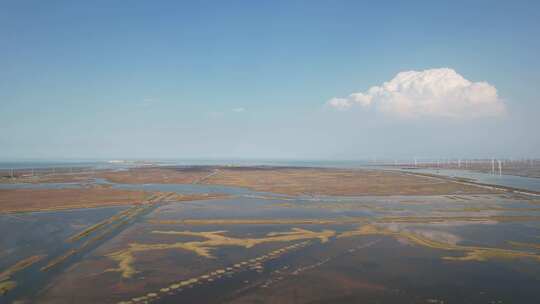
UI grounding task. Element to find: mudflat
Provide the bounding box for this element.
[96,167,211,184]
[200,167,498,196]
[0,186,221,213]
[1,166,500,196]
[0,186,151,213]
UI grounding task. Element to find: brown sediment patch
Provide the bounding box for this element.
[0,184,221,214]
[338,224,540,262]
[0,186,150,214]
[106,228,335,278]
[96,167,211,184]
[201,167,499,196]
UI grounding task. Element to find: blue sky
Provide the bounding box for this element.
[1,0,539,160]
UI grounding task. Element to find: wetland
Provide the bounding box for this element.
[1,165,540,303]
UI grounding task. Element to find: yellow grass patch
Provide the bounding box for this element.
[106,228,335,278]
[339,224,540,262]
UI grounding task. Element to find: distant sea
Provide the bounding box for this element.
[0,161,110,170]
[0,159,376,170]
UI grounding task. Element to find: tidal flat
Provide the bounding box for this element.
[1,166,540,303]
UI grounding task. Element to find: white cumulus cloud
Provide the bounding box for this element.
[327,68,506,118]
